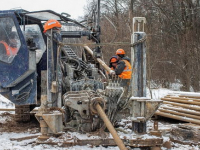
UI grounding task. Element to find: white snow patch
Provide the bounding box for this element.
[0,94,15,114]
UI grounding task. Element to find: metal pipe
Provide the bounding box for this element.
[163,101,200,111]
[161,106,200,116]
[179,95,200,99]
[161,98,200,105]
[165,96,200,102]
[83,46,114,74]
[155,111,200,125]
[95,103,127,150]
[158,108,200,120]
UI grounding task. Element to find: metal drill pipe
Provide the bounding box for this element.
[155,111,200,125]
[179,95,200,99]
[165,96,200,102]
[83,46,114,74]
[163,101,200,111]
[161,106,200,116]
[161,98,200,105]
[95,103,127,150]
[159,108,200,120]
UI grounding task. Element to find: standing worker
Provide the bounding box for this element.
[113,49,132,79]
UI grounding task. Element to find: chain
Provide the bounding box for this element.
[58,35,146,47]
[131,35,147,47]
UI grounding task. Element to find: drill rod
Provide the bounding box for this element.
[83,46,114,74]
[95,103,127,150]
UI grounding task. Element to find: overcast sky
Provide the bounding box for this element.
[0,0,87,19]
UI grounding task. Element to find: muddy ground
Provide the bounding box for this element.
[0,112,200,150]
[0,112,40,133]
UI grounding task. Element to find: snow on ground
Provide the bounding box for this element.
[0,89,200,150]
[0,131,119,150]
[0,94,14,110]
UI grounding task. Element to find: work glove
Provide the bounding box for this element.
[109,70,116,76]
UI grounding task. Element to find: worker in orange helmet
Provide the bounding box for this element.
[43,19,62,42]
[109,56,118,70]
[43,19,62,33]
[0,32,18,56]
[113,49,132,79]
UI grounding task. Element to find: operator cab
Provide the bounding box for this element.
[0,9,70,104]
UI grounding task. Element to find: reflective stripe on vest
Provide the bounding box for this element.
[119,60,132,79]
[0,41,17,56]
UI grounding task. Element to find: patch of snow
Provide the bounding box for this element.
[147,88,172,100]
[0,94,15,112]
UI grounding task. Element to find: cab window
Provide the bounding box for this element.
[0,17,21,63]
[21,24,46,63]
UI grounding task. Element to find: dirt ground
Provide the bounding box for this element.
[1,112,200,150]
[0,112,40,133]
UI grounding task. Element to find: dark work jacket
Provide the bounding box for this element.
[115,57,131,75]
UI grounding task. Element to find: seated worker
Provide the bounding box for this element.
[109,55,118,70]
[114,49,132,79]
[0,32,18,56]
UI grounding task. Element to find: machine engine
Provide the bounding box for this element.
[60,45,131,132]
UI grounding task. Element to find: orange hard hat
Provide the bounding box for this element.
[43,19,61,33]
[110,56,118,63]
[110,57,117,63]
[116,49,125,55]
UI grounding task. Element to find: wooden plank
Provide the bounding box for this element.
[10,135,39,141]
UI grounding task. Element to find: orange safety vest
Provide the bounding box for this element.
[0,41,17,56]
[118,60,132,79]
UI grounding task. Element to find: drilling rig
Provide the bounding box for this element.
[0,0,163,149]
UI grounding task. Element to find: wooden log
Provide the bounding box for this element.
[161,106,200,116]
[158,108,200,120]
[161,98,200,105]
[155,111,200,125]
[163,101,200,111]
